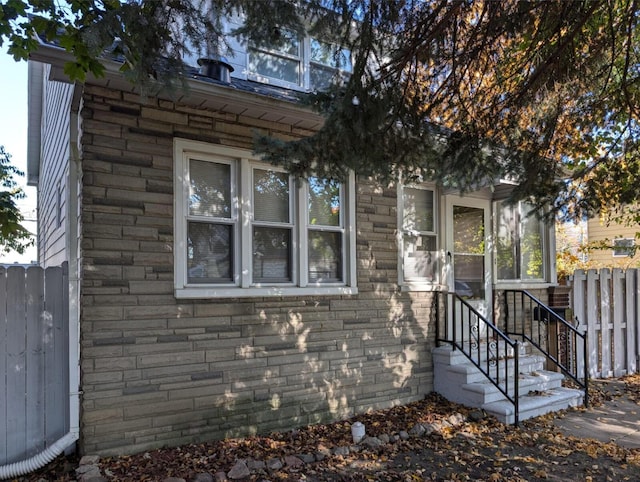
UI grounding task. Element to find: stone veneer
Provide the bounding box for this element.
[78,84,437,456]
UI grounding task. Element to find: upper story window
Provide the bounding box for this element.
[248,33,352,91]
[174,139,357,298]
[248,30,302,86]
[399,184,441,287]
[495,200,547,282]
[613,238,635,257]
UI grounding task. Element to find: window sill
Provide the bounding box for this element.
[493,281,554,290]
[400,283,448,292]
[175,285,358,299]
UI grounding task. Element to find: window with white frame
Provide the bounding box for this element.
[174,139,357,298]
[613,238,635,257]
[248,33,351,90]
[495,201,546,281]
[399,184,440,285]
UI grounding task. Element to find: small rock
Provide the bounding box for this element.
[163,478,186,482]
[79,455,100,466]
[284,455,304,467]
[423,423,437,435]
[192,474,215,482]
[361,436,384,449]
[266,458,283,470]
[298,453,316,464]
[469,409,486,422]
[409,424,426,437]
[228,460,250,480]
[449,412,465,426]
[379,433,390,444]
[332,446,350,456]
[247,459,266,471]
[316,444,332,457]
[315,451,326,462]
[82,477,108,482]
[214,471,228,482]
[399,430,409,440]
[76,465,99,475]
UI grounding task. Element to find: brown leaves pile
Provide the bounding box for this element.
[22,383,640,482]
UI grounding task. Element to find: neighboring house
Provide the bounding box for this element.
[585,216,640,269]
[22,17,569,460]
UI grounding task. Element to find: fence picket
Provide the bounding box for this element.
[626,269,638,374]
[612,269,626,377]
[25,266,45,455]
[6,266,27,462]
[586,269,600,378]
[600,269,613,378]
[572,270,587,376]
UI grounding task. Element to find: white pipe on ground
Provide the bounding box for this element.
[0,432,78,479]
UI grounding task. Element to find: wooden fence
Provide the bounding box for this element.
[0,263,69,466]
[572,268,640,379]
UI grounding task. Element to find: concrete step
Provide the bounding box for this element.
[432,342,531,366]
[435,367,564,407]
[460,370,565,405]
[482,387,584,424]
[434,354,545,385]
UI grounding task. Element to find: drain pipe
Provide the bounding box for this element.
[0,80,83,479]
[0,432,79,479]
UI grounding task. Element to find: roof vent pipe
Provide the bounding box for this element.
[197,56,234,83]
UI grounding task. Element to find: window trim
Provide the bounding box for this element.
[613,238,635,258]
[174,138,357,298]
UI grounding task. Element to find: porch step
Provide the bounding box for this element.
[432,343,525,366]
[460,370,564,405]
[483,387,584,425]
[432,344,585,424]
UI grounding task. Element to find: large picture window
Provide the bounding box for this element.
[174,139,357,298]
[495,201,546,281]
[399,184,440,285]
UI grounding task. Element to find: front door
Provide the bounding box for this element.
[445,195,492,322]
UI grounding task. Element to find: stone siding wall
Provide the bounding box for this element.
[78,84,437,456]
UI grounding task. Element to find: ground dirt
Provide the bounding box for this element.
[12,375,640,482]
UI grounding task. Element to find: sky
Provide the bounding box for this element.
[0,47,38,263]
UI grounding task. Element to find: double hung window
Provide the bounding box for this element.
[399,184,440,285]
[248,34,352,90]
[174,139,356,298]
[495,201,546,281]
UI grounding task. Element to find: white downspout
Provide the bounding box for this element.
[0,85,82,479]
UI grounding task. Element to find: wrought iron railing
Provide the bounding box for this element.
[436,292,521,425]
[503,290,589,407]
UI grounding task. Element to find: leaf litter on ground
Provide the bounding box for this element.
[14,378,640,482]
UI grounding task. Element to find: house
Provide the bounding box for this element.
[19,13,584,462]
[584,216,640,269]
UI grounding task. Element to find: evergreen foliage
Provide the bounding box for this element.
[1,0,638,223]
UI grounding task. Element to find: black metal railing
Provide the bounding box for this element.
[503,290,589,407]
[436,292,521,425]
